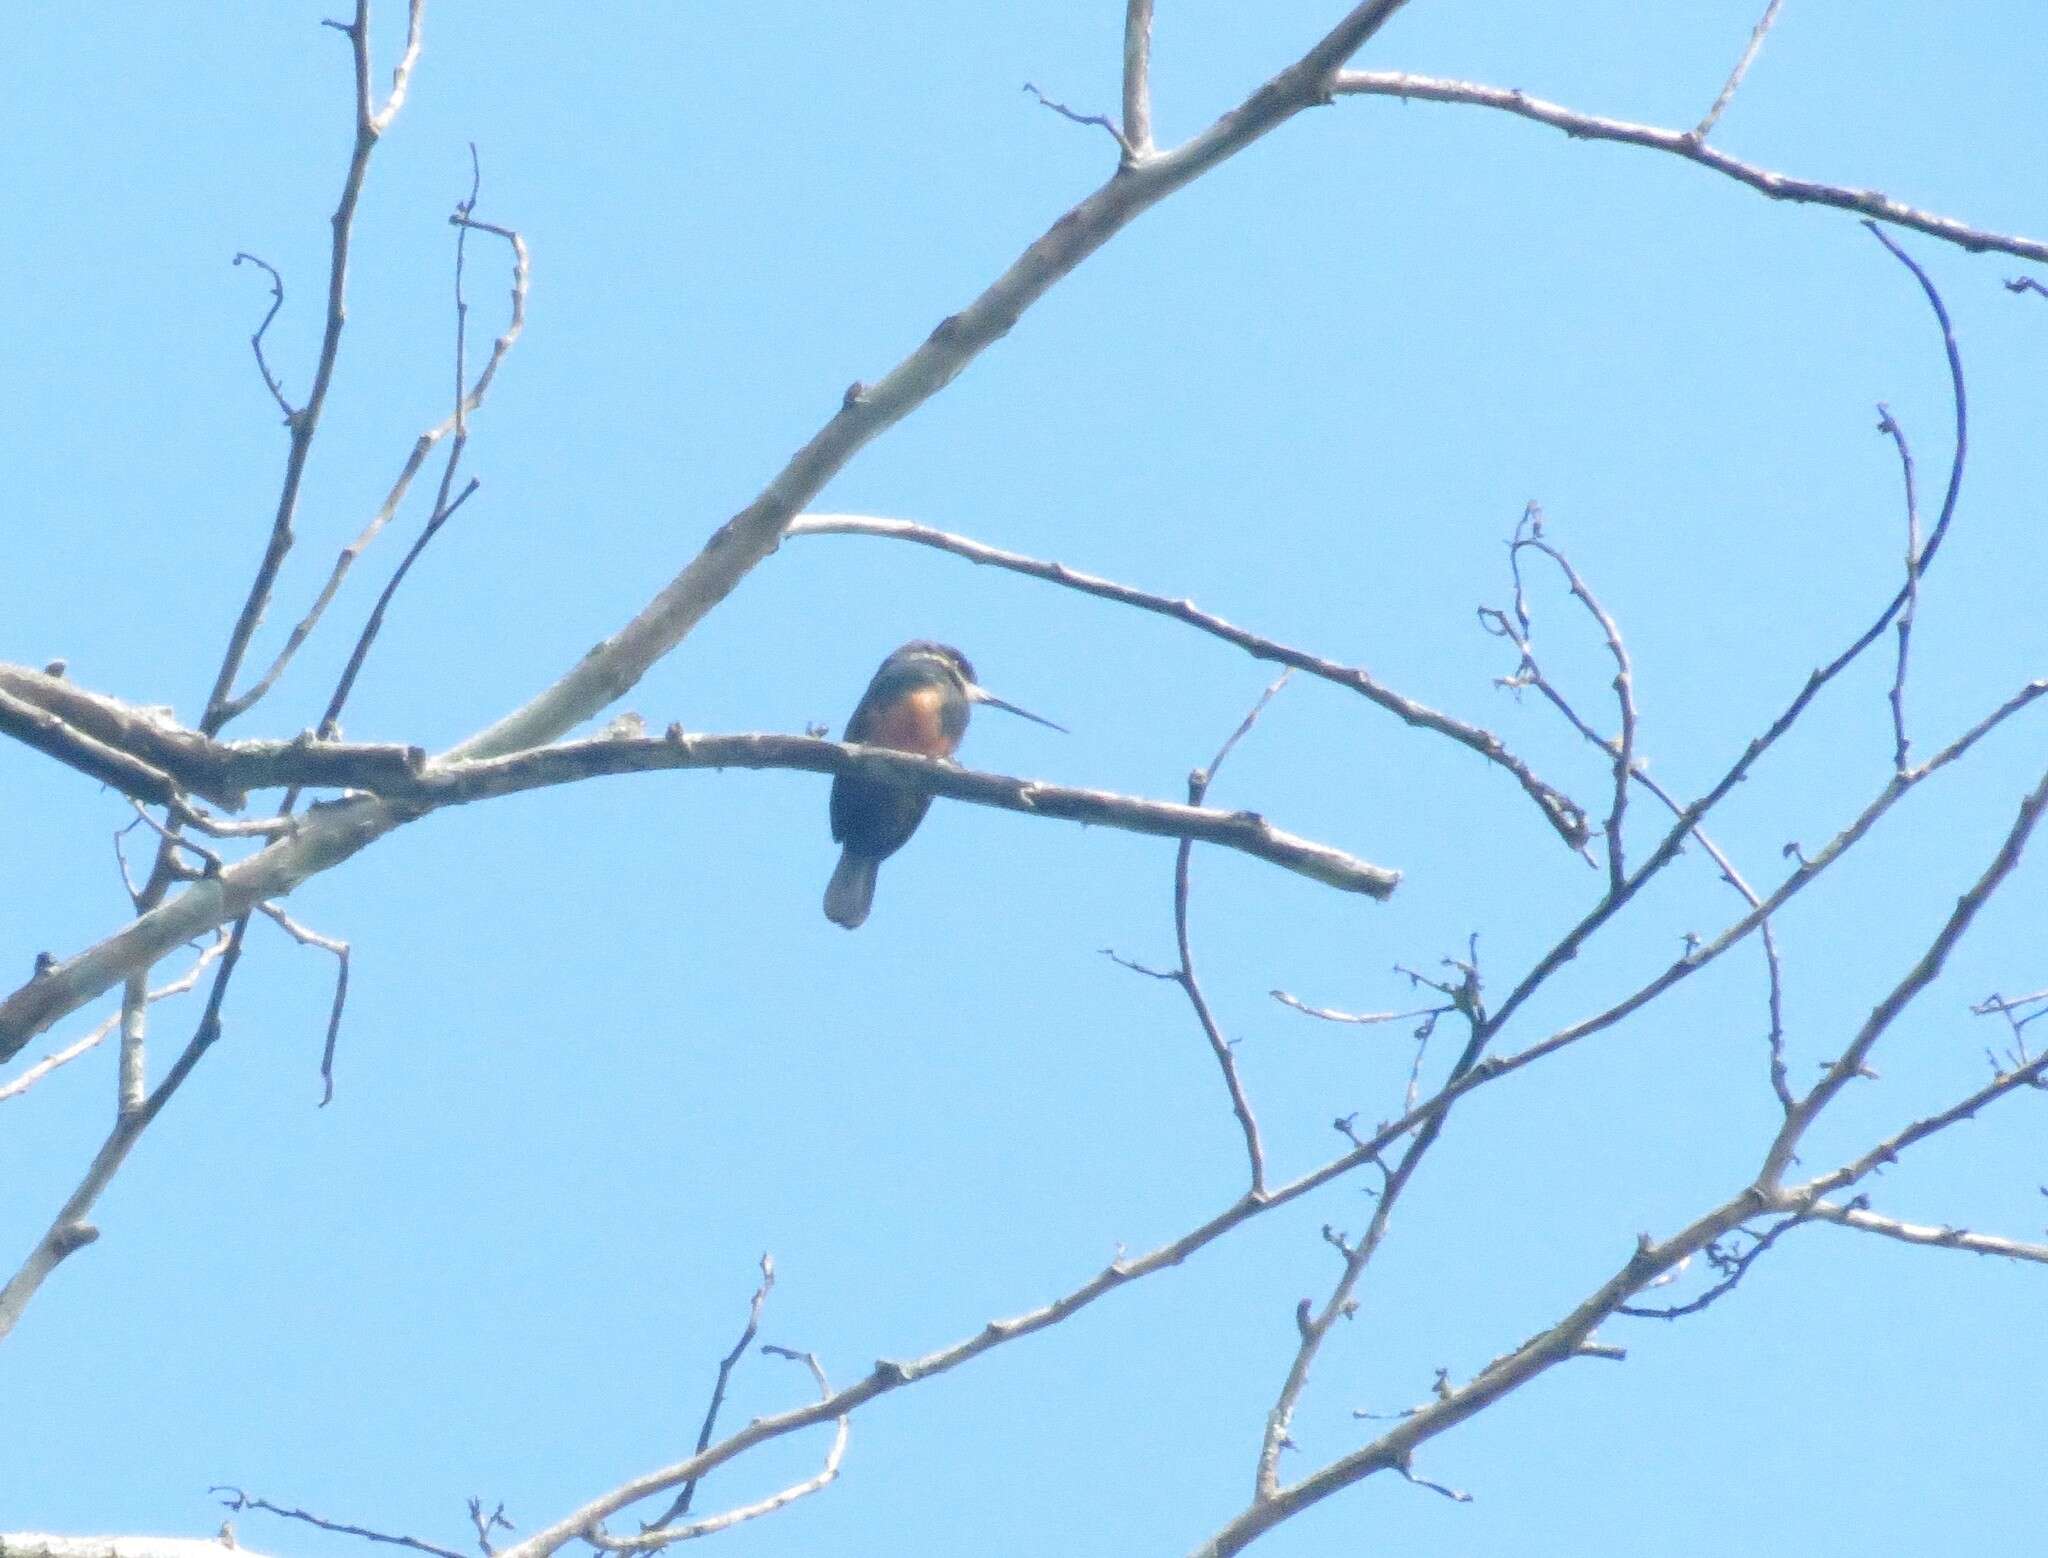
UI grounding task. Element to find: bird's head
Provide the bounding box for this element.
[880,640,1066,732]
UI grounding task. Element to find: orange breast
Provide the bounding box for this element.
[866,685,957,758]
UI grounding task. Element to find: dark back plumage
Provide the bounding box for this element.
[831,643,974,861]
[823,639,1059,929]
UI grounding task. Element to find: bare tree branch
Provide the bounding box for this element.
[0,730,1396,1063]
[1808,1199,2048,1265]
[1023,82,1133,158]
[587,1345,847,1551]
[1123,0,1156,156]
[209,1490,465,1558]
[1694,0,1785,141]
[0,1538,266,1558]
[1876,401,1922,772]
[216,194,526,727]
[448,0,1420,765]
[253,903,351,1106]
[792,513,1590,847]
[1762,763,2048,1187]
[1330,71,2048,265]
[1112,677,1289,1196]
[204,0,427,736]
[647,1256,776,1530]
[0,934,228,1105]
[1191,1191,1768,1556]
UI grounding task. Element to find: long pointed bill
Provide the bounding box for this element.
[968,683,1068,733]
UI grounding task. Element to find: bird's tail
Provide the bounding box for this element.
[823,851,880,929]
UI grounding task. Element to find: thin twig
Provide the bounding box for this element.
[1616,1211,1810,1320]
[210,1489,466,1558]
[1270,990,1447,1029]
[1876,402,1921,771]
[1481,515,1794,1108]
[320,478,481,736]
[203,0,421,736]
[1973,987,2048,1033]
[1694,0,1785,141]
[585,1346,848,1551]
[466,1499,513,1558]
[218,187,527,726]
[254,903,351,1106]
[1172,676,1289,1195]
[647,1256,776,1529]
[1022,82,1134,159]
[230,253,294,419]
[1763,763,2048,1187]
[1505,506,1637,888]
[1396,1459,1472,1504]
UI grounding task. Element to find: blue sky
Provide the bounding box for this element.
[5,4,2046,1554]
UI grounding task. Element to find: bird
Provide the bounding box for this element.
[824,640,1064,929]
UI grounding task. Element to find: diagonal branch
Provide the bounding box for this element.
[649,1256,776,1529]
[1191,1191,1767,1556]
[0,934,229,1105]
[1694,0,1785,141]
[1330,71,2048,265]
[1761,763,2048,1187]
[5,0,1434,1092]
[446,0,1420,765]
[1793,1017,2048,1205]
[1807,1199,2048,1265]
[589,1346,847,1551]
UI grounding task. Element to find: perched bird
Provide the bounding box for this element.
[824,640,1064,929]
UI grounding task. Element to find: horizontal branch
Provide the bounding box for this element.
[0,664,1393,903]
[410,731,1400,896]
[791,515,1590,847]
[0,665,425,807]
[0,729,1393,1061]
[0,684,184,809]
[1191,1190,1766,1555]
[1332,71,2048,265]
